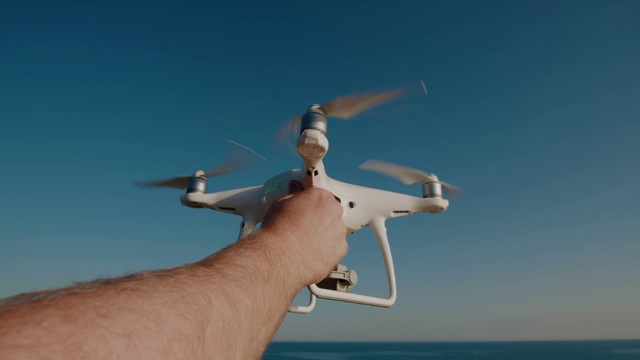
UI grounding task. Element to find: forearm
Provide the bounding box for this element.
[0,230,303,359]
[0,266,214,358]
[195,229,305,358]
[0,184,347,359]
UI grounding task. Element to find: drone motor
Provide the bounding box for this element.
[422,178,442,199]
[300,104,328,134]
[187,170,207,194]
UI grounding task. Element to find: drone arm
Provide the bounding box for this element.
[181,186,264,213]
[308,216,397,307]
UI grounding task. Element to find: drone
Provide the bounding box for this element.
[140,82,459,314]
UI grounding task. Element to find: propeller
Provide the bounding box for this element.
[359,159,462,196]
[137,140,266,189]
[277,81,428,146]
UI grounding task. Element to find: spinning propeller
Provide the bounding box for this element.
[360,159,462,197]
[137,140,266,189]
[277,81,428,146]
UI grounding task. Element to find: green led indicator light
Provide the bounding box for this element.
[264,179,287,194]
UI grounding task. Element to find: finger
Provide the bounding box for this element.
[288,180,304,195]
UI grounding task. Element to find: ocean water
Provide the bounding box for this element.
[263,340,640,359]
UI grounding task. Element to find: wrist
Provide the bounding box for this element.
[248,228,312,290]
[196,230,308,297]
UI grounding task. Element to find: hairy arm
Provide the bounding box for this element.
[0,183,347,359]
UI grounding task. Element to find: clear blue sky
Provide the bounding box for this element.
[1,1,638,341]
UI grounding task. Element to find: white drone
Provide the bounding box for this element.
[140,82,459,314]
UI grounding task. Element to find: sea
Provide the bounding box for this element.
[263,340,640,359]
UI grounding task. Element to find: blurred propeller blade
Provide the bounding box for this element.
[137,140,266,189]
[359,159,433,185]
[439,181,463,195]
[360,159,463,197]
[276,81,427,148]
[321,87,407,120]
[207,140,267,176]
[137,176,191,189]
[276,115,302,148]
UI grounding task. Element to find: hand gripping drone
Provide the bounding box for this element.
[141,83,459,314]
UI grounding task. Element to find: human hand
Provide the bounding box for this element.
[260,180,348,287]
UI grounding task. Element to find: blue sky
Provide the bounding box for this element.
[1,1,639,341]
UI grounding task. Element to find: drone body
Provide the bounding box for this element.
[144,83,456,313]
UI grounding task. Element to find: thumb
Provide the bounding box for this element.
[288,179,304,195]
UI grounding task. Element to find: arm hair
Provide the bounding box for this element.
[0,185,347,359]
[0,231,304,359]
